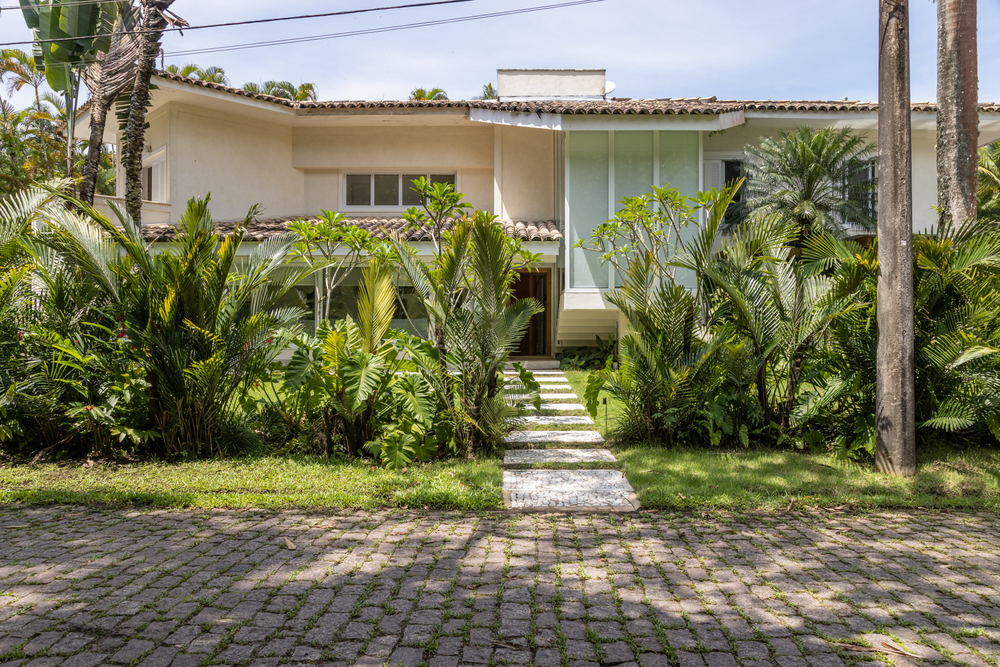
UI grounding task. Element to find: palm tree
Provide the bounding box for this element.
[0,49,52,179]
[241,80,317,101]
[741,126,877,242]
[165,63,229,86]
[937,0,978,225]
[476,83,497,100]
[409,87,448,101]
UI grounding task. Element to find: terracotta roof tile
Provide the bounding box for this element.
[139,215,562,243]
[155,71,1000,114]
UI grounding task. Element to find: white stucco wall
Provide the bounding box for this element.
[496,125,556,221]
[167,104,304,221]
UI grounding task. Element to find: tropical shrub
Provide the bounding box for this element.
[392,181,542,457]
[40,194,311,457]
[802,217,1000,457]
[740,126,877,241]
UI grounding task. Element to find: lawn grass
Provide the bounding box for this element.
[0,456,504,510]
[618,446,1000,511]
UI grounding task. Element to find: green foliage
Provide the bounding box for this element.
[741,126,877,241]
[391,180,543,457]
[558,335,616,371]
[409,87,448,101]
[39,192,311,457]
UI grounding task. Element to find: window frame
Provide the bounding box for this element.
[141,146,169,204]
[341,171,459,211]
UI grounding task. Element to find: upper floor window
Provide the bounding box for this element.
[142,148,167,203]
[345,173,456,208]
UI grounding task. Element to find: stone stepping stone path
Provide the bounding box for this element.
[504,470,640,510]
[505,448,615,464]
[539,402,586,411]
[503,370,640,512]
[505,430,605,444]
[519,415,594,425]
[540,392,578,400]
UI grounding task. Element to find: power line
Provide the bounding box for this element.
[166,0,607,58]
[0,0,482,47]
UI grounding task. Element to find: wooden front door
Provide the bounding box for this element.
[512,270,549,357]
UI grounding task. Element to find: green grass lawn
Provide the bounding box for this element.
[618,447,1000,511]
[0,456,504,510]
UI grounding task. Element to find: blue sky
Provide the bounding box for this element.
[1,0,997,105]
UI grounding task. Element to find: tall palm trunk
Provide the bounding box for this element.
[124,0,172,224]
[937,0,978,225]
[876,0,917,476]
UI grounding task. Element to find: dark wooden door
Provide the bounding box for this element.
[512,270,549,357]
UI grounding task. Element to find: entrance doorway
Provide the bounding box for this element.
[512,270,550,357]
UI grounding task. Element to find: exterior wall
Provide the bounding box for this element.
[293,125,495,213]
[495,126,556,221]
[168,104,304,221]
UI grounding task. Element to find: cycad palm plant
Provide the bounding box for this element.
[42,193,311,456]
[392,205,542,457]
[802,216,1000,456]
[741,126,877,241]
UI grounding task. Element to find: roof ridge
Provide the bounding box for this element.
[153,70,1000,114]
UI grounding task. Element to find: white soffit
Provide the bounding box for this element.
[469,108,562,130]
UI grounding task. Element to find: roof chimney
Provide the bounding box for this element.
[496,69,613,101]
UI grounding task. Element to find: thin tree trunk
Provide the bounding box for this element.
[80,94,111,205]
[876,0,917,476]
[33,84,51,180]
[937,0,978,225]
[124,0,172,224]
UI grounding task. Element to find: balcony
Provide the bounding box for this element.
[92,197,172,225]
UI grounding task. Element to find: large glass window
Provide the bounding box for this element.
[659,131,700,194]
[568,131,609,289]
[614,131,654,208]
[566,130,700,290]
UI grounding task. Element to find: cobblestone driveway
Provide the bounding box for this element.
[2,507,999,667]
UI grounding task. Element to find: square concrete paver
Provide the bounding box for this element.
[518,415,594,425]
[503,470,639,510]
[539,393,578,400]
[504,448,616,465]
[504,431,604,444]
[537,403,586,411]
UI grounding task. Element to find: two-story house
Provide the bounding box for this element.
[79,68,1000,358]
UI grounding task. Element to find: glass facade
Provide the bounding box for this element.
[568,131,609,289]
[567,130,701,289]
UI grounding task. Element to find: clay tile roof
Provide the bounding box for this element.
[139,216,562,244]
[153,72,1000,115]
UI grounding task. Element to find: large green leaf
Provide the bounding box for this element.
[343,352,384,411]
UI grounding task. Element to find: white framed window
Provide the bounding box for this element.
[142,148,167,203]
[343,173,457,208]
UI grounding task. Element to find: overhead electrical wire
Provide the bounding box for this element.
[166,0,607,58]
[0,0,484,46]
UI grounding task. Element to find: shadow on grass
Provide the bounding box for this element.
[616,446,1000,511]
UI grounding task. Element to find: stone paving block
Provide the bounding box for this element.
[539,393,579,400]
[2,508,999,667]
[505,448,613,464]
[538,403,587,411]
[503,470,639,510]
[505,430,604,444]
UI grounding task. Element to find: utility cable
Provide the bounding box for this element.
[0,0,483,46]
[166,0,607,58]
